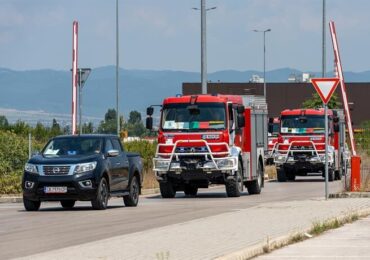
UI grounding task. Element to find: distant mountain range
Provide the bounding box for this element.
[0,66,369,125]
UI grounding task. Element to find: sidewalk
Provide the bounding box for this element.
[256,215,370,260]
[16,198,370,260]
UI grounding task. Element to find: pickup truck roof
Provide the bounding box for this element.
[52,134,119,139]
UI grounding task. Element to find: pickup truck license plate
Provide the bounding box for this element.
[44,186,67,194]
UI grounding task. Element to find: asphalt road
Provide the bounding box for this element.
[0,175,343,260]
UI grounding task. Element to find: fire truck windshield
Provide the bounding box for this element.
[161,102,226,131]
[280,115,325,135]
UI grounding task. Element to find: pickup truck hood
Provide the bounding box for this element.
[29,154,101,165]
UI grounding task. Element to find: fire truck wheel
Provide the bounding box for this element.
[335,170,342,180]
[328,169,335,182]
[184,185,198,196]
[160,181,176,198]
[246,162,263,195]
[277,168,287,182]
[225,161,243,197]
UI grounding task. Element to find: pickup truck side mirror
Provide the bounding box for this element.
[107,149,119,157]
[146,117,153,130]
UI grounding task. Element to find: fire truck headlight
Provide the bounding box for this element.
[170,162,181,170]
[216,159,235,169]
[274,155,286,163]
[155,160,170,169]
[203,161,216,169]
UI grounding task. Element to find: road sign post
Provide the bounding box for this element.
[311,78,340,200]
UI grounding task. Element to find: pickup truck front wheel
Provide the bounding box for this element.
[160,181,176,198]
[91,177,109,210]
[124,176,140,207]
[23,197,41,211]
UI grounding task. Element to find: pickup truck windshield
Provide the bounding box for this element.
[281,115,325,135]
[43,137,103,157]
[162,102,226,131]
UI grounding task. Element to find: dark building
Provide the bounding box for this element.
[182,82,369,128]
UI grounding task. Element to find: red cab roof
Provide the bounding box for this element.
[163,94,243,105]
[281,108,333,116]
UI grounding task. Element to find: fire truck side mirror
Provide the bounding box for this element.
[146,117,153,130]
[268,117,274,124]
[147,107,154,116]
[237,105,245,114]
[237,114,245,128]
[334,124,340,133]
[268,123,274,134]
[333,116,339,123]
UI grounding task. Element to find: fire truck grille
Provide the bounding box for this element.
[291,146,314,150]
[175,146,208,153]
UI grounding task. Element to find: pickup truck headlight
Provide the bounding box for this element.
[25,163,38,174]
[74,161,97,174]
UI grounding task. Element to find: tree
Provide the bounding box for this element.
[82,122,94,134]
[0,115,9,130]
[33,122,48,141]
[12,120,30,136]
[97,109,123,134]
[50,119,62,137]
[302,92,341,109]
[128,111,142,125]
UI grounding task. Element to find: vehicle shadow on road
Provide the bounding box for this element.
[146,191,251,199]
[18,205,125,212]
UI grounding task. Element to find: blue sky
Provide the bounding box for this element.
[0,0,369,72]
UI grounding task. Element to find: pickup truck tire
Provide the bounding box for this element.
[277,168,287,182]
[246,161,263,195]
[184,185,198,196]
[23,197,40,211]
[60,200,76,209]
[160,181,176,198]
[225,160,243,197]
[91,177,109,210]
[123,176,140,207]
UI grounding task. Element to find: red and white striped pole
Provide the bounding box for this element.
[72,21,78,135]
[329,21,356,156]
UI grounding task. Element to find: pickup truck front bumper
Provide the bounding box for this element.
[22,171,98,201]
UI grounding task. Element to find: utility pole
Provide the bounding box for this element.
[116,0,120,136]
[193,1,216,94]
[253,29,271,99]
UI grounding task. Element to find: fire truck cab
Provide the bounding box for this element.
[146,94,268,198]
[273,108,346,182]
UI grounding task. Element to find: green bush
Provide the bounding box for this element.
[123,140,157,171]
[0,131,45,194]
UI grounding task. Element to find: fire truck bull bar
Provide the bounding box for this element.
[153,140,238,173]
[273,140,333,164]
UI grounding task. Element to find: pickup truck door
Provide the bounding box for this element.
[112,138,129,190]
[105,139,122,192]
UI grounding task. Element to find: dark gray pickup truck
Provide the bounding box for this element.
[22,134,143,211]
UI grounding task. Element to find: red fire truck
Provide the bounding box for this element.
[266,117,280,165]
[146,94,268,198]
[273,108,347,182]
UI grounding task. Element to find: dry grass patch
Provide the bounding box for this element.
[142,170,159,190]
[265,165,277,180]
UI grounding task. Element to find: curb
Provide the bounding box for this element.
[216,207,370,260]
[329,192,370,198]
[0,188,161,204]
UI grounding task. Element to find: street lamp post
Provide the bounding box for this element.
[116,0,120,136]
[253,29,271,99]
[193,1,216,94]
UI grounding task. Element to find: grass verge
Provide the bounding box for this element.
[257,212,365,257]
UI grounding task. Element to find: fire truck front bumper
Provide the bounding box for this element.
[153,157,238,176]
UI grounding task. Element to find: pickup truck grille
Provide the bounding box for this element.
[43,166,71,175]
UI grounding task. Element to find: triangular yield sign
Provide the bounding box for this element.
[311,78,340,104]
